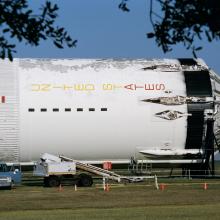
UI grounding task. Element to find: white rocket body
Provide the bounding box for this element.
[0,59,219,163]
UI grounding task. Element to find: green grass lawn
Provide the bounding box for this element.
[1,205,220,220]
[1,179,220,220]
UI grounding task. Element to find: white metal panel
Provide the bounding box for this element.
[47,162,76,175]
[1,58,213,163]
[18,59,188,161]
[0,59,19,162]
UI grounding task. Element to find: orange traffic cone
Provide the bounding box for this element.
[105,183,110,192]
[159,183,166,191]
[203,182,208,190]
[58,184,63,192]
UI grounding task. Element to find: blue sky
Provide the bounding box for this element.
[15,0,220,74]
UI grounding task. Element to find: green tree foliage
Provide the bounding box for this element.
[0,0,77,61]
[120,0,220,57]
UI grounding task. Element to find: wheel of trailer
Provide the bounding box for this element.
[78,173,93,187]
[44,177,49,187]
[47,176,61,187]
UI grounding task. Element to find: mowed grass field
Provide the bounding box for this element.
[1,178,220,220]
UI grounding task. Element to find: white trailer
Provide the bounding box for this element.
[34,153,149,187]
[34,153,92,187]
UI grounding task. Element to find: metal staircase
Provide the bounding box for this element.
[59,155,133,182]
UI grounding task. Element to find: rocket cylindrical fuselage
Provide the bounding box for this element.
[0,59,219,162]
